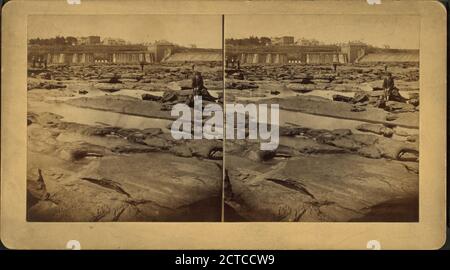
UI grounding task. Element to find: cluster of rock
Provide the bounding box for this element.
[141,89,221,111]
[332,91,419,113]
[224,122,418,222]
[225,81,259,90]
[27,79,67,90]
[27,111,223,221]
[28,64,223,93]
[223,63,419,96]
[278,124,418,161]
[34,64,223,82]
[226,63,417,84]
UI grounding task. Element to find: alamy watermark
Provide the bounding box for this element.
[171,96,279,150]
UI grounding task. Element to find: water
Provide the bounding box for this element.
[33,98,360,138]
[303,90,355,100]
[279,109,362,130]
[29,101,172,131]
[112,89,165,99]
[29,100,225,138]
[33,85,223,133]
[31,85,417,141]
[114,89,221,99]
[49,88,220,102]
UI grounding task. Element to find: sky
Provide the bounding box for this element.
[28,15,420,50]
[225,15,420,49]
[28,15,222,49]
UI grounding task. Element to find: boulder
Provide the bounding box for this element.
[407,135,419,143]
[353,92,369,103]
[160,104,173,111]
[170,145,193,157]
[108,76,122,84]
[356,123,393,137]
[398,151,419,162]
[385,114,399,121]
[226,81,258,90]
[357,145,382,159]
[409,98,419,106]
[186,140,223,160]
[98,72,117,79]
[332,129,352,137]
[140,78,152,83]
[287,83,315,93]
[270,90,280,95]
[327,137,360,151]
[28,80,67,90]
[280,126,310,137]
[350,105,366,112]
[384,101,416,112]
[247,149,277,162]
[141,93,162,101]
[57,142,106,161]
[332,94,354,103]
[232,72,245,80]
[161,91,178,103]
[94,83,122,92]
[142,137,170,149]
[142,128,163,136]
[393,129,408,137]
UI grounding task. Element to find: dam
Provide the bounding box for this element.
[226,43,419,65]
[28,43,221,65]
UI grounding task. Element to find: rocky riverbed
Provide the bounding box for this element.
[27,63,223,222]
[27,62,419,222]
[224,63,419,222]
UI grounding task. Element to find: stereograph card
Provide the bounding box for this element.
[1,0,446,249]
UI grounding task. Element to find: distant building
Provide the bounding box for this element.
[78,36,101,45]
[296,38,320,46]
[88,36,101,44]
[77,37,88,45]
[102,38,127,45]
[271,36,295,45]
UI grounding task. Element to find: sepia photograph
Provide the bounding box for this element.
[223,15,420,222]
[1,0,446,251]
[25,14,421,223]
[26,15,224,222]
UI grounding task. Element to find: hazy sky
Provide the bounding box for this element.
[225,15,420,49]
[29,15,420,49]
[28,15,222,49]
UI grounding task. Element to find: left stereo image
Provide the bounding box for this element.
[26,15,224,222]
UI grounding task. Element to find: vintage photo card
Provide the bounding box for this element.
[1,0,446,249]
[223,15,420,222]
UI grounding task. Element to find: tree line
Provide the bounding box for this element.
[28,36,78,46]
[225,36,272,46]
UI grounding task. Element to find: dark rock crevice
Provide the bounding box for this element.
[80,177,131,197]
